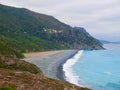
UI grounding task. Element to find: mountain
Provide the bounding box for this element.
[101,40,120,44]
[100,40,112,44]
[0,4,103,56]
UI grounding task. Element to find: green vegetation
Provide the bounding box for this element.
[0,35,66,53]
[0,86,15,90]
[0,57,41,74]
[0,4,103,58]
[0,42,24,58]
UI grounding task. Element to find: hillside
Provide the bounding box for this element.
[0,4,104,55]
[0,55,90,90]
[0,42,24,58]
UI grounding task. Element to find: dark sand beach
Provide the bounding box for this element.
[24,50,78,81]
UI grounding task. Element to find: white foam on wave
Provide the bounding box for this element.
[63,50,83,86]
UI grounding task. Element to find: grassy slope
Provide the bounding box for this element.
[0,56,90,90]
[0,42,24,58]
[0,69,90,90]
[0,4,67,54]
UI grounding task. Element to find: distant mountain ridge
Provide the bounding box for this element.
[0,4,104,56]
[101,40,120,44]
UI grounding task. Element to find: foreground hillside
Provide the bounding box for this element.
[0,55,90,90]
[0,4,103,54]
[0,42,24,58]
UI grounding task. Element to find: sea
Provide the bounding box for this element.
[63,43,120,90]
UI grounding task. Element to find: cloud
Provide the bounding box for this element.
[0,0,120,41]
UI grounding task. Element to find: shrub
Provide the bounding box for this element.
[0,86,15,90]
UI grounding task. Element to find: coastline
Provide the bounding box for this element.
[56,50,78,81]
[63,50,84,86]
[24,50,78,81]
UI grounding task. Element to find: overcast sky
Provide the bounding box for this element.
[0,0,120,41]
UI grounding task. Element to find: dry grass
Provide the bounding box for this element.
[0,55,91,90]
[0,69,90,90]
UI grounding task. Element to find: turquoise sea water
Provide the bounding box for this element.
[64,44,120,90]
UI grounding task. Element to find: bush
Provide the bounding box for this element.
[0,86,15,90]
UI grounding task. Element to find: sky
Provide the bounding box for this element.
[0,0,120,41]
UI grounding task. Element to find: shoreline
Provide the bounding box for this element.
[24,50,78,81]
[56,50,78,81]
[63,50,84,86]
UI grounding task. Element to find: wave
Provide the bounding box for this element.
[63,50,83,86]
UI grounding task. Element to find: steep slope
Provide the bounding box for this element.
[0,55,90,90]
[0,4,103,54]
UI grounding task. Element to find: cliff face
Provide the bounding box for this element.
[0,4,104,53]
